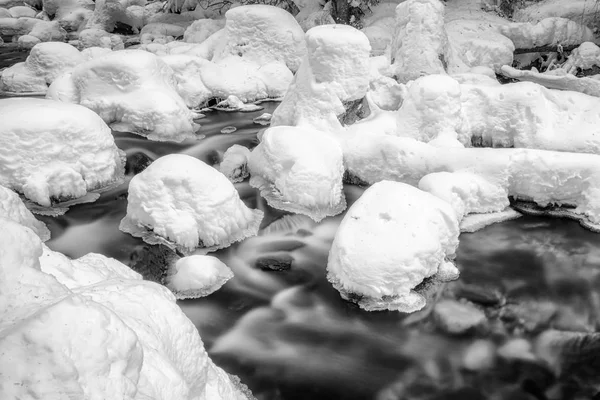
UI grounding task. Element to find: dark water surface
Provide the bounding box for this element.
[2,50,599,400]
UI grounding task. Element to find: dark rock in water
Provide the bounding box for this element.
[255,254,294,271]
[433,300,487,335]
[338,96,370,126]
[126,152,153,175]
[343,171,370,187]
[454,283,505,306]
[128,243,178,284]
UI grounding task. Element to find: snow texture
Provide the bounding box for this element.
[0,185,50,241]
[327,181,460,313]
[501,65,600,98]
[271,24,371,133]
[219,144,251,183]
[0,219,250,400]
[120,154,264,254]
[249,126,346,222]
[47,50,198,142]
[183,18,225,43]
[166,255,234,299]
[0,98,125,208]
[499,17,595,49]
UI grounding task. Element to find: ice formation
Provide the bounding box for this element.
[0,185,50,241]
[395,74,600,154]
[271,24,371,133]
[166,255,234,299]
[248,126,346,222]
[120,154,264,254]
[343,134,600,230]
[0,98,125,210]
[47,50,198,142]
[391,0,448,83]
[327,181,460,312]
[0,218,250,400]
[0,42,83,93]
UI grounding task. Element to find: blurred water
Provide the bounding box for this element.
[33,105,600,400]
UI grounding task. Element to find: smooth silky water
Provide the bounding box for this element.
[2,48,599,400]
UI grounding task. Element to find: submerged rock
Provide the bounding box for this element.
[120,154,263,255]
[433,300,487,335]
[327,181,460,312]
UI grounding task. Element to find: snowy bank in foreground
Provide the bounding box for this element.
[249,126,346,222]
[0,219,250,400]
[271,24,370,133]
[0,98,124,211]
[0,185,50,241]
[166,255,234,299]
[396,74,600,154]
[120,154,263,254]
[47,50,198,142]
[327,181,460,312]
[344,134,600,230]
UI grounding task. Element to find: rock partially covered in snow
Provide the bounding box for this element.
[120,154,263,254]
[166,255,234,299]
[48,50,197,142]
[271,24,371,133]
[42,0,94,31]
[0,219,250,400]
[249,126,346,222]
[513,0,600,38]
[0,98,125,210]
[391,0,448,83]
[499,17,595,50]
[327,181,460,312]
[78,28,124,49]
[183,18,224,43]
[434,300,487,334]
[0,185,50,240]
[563,42,600,72]
[219,144,251,183]
[501,65,600,98]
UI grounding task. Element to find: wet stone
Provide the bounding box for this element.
[125,152,153,175]
[433,300,487,335]
[255,254,294,271]
[454,283,505,307]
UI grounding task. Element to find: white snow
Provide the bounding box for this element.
[120,154,264,254]
[499,17,595,50]
[42,0,93,32]
[0,185,50,241]
[183,18,225,43]
[78,28,124,50]
[271,24,371,133]
[166,255,234,299]
[219,144,251,183]
[327,180,460,312]
[0,218,250,400]
[248,125,346,222]
[47,50,198,142]
[513,0,600,37]
[391,0,448,83]
[500,65,600,98]
[0,98,125,208]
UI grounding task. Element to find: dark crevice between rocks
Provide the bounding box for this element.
[338,96,371,126]
[343,171,370,187]
[128,243,178,284]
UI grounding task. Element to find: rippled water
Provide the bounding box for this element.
[3,48,599,399]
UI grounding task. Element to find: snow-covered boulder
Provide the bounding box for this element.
[391,0,448,83]
[16,34,40,48]
[1,42,83,93]
[9,5,36,17]
[166,255,234,299]
[395,74,600,154]
[78,28,124,49]
[48,50,197,142]
[0,98,125,210]
[219,144,251,183]
[0,219,250,400]
[84,0,138,32]
[343,134,600,230]
[513,0,600,38]
[42,0,93,31]
[271,24,371,133]
[249,126,346,222]
[183,18,224,43]
[562,42,600,72]
[0,185,50,241]
[120,154,264,254]
[499,17,595,50]
[327,180,460,312]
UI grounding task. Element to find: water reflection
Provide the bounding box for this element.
[38,104,600,400]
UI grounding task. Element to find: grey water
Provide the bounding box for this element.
[2,48,599,400]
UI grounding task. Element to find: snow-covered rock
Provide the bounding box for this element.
[563,42,600,72]
[166,255,234,299]
[0,219,250,400]
[271,24,371,133]
[343,134,600,229]
[84,0,139,32]
[391,0,448,83]
[249,126,346,222]
[120,154,264,254]
[513,0,600,38]
[327,180,460,312]
[0,185,50,241]
[78,28,124,49]
[499,17,595,50]
[219,144,251,183]
[183,18,224,43]
[9,5,36,17]
[395,74,600,154]
[501,65,600,98]
[48,50,197,142]
[42,0,94,31]
[0,98,125,209]
[16,34,40,48]
[433,300,487,334]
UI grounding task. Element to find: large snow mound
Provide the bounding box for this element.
[0,218,250,400]
[120,154,264,254]
[248,126,346,222]
[271,24,371,133]
[0,185,50,241]
[0,98,125,209]
[395,74,600,154]
[343,134,600,229]
[166,255,234,299]
[47,50,198,142]
[327,181,460,313]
